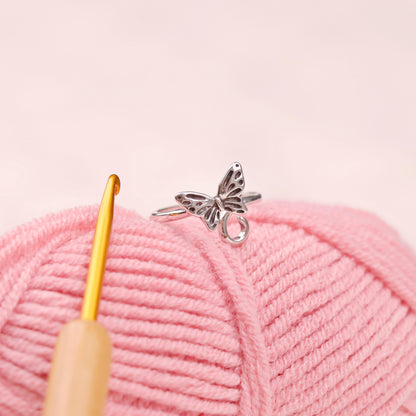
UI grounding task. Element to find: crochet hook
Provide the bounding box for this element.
[42,174,120,416]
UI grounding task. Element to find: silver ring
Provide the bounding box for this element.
[150,162,261,245]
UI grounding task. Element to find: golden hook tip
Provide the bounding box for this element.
[109,174,121,195]
[81,174,120,321]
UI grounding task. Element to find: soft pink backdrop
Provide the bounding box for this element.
[0,1,415,248]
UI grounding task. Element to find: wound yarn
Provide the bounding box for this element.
[0,200,416,416]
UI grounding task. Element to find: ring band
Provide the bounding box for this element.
[151,192,261,222]
[150,162,261,245]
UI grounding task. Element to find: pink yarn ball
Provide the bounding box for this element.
[1,200,416,416]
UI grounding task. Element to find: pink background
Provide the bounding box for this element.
[0,1,415,248]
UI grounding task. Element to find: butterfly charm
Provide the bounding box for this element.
[175,162,248,231]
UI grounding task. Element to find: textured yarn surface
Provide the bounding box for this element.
[1,200,416,416]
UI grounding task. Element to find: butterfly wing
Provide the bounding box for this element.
[217,162,247,213]
[175,192,221,231]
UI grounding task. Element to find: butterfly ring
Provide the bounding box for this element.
[150,162,261,245]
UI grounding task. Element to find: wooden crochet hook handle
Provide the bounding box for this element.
[42,175,120,416]
[42,320,111,416]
